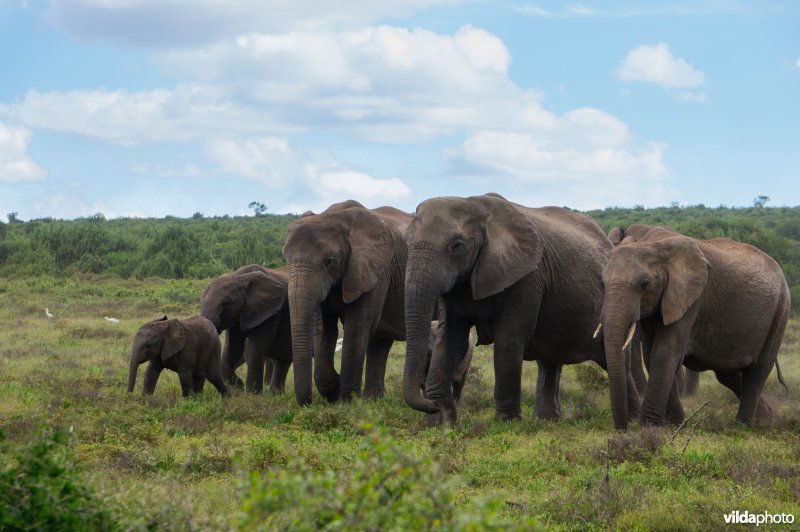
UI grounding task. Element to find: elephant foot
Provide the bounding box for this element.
[423,412,444,426]
[639,415,666,427]
[226,376,244,390]
[496,410,522,422]
[534,407,561,421]
[317,386,340,403]
[362,386,385,400]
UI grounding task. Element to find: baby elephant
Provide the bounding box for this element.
[424,320,475,402]
[127,315,228,397]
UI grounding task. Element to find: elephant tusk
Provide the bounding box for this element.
[621,322,637,352]
[593,322,602,339]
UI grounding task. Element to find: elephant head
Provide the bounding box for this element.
[127,318,187,393]
[282,200,397,405]
[200,270,287,334]
[402,194,542,414]
[599,235,709,429]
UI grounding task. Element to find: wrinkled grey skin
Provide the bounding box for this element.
[601,225,790,429]
[402,193,636,423]
[423,320,476,404]
[282,200,412,405]
[201,265,292,394]
[128,315,227,397]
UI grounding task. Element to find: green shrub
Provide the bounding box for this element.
[0,429,116,530]
[237,427,511,531]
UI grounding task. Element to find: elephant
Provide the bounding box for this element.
[282,200,412,405]
[200,264,292,394]
[608,225,699,398]
[402,193,639,423]
[424,320,476,403]
[127,315,228,397]
[599,224,790,429]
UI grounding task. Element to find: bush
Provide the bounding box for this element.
[237,426,510,530]
[0,429,116,530]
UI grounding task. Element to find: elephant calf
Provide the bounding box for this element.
[424,320,475,403]
[127,315,228,397]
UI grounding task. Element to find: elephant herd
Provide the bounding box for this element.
[128,194,790,431]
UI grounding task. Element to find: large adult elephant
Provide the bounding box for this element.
[599,225,790,429]
[402,193,638,423]
[282,200,412,405]
[200,264,292,393]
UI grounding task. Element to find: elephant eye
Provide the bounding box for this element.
[640,278,650,290]
[324,257,335,268]
[451,238,465,253]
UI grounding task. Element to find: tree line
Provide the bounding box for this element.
[1,205,799,312]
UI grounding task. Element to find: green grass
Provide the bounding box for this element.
[0,275,798,530]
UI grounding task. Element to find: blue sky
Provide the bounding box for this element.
[0,1,798,219]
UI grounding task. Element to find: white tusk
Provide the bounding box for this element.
[621,322,637,352]
[593,323,602,339]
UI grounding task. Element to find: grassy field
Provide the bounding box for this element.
[0,275,798,530]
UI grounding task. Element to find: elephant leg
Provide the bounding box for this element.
[452,338,474,403]
[426,316,470,423]
[363,337,392,399]
[207,372,230,397]
[682,369,700,397]
[193,375,206,393]
[535,361,562,420]
[339,328,371,401]
[221,328,246,389]
[177,368,194,397]
[263,358,275,389]
[664,378,685,425]
[314,312,340,402]
[739,365,773,425]
[142,361,163,395]
[493,338,524,421]
[640,322,692,426]
[268,359,291,394]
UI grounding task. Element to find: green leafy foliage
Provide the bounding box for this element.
[0,429,116,530]
[238,426,510,531]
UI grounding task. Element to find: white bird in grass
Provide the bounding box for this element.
[335,338,343,352]
[104,316,119,324]
[45,308,54,319]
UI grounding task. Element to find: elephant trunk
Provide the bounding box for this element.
[127,342,145,393]
[288,262,320,406]
[601,284,638,430]
[402,250,443,414]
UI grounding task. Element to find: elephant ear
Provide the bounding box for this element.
[470,195,543,300]
[661,236,710,326]
[608,227,625,245]
[342,209,395,304]
[240,271,287,331]
[160,320,187,361]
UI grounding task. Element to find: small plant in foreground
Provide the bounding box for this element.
[0,428,116,530]
[237,425,513,531]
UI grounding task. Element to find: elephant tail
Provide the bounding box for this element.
[775,360,789,394]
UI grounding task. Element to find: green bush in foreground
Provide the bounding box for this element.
[238,426,525,531]
[0,429,116,531]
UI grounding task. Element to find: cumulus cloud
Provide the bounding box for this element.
[0,121,47,182]
[616,43,706,88]
[204,135,411,209]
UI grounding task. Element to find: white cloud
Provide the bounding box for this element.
[617,43,706,88]
[204,136,411,210]
[0,121,47,182]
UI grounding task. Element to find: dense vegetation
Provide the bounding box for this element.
[0,276,797,529]
[2,204,799,311]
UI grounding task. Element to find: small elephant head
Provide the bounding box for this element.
[201,269,287,334]
[599,235,710,429]
[127,318,187,393]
